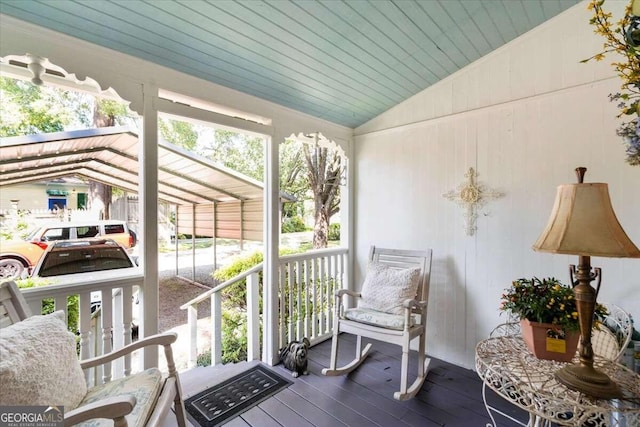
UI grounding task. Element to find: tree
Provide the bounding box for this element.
[159,117,198,151]
[303,144,342,248]
[278,139,309,219]
[88,99,132,219]
[0,77,91,137]
[201,129,264,180]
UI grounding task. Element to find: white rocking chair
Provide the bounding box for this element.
[322,246,433,400]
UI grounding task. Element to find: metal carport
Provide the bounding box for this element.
[0,125,287,281]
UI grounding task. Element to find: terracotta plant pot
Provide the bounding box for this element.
[519,319,580,362]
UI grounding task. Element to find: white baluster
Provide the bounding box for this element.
[327,255,333,333]
[288,261,294,343]
[100,289,113,384]
[312,257,318,339]
[279,263,286,348]
[78,291,92,386]
[122,286,132,376]
[187,305,198,369]
[247,272,260,361]
[54,295,67,327]
[112,288,124,379]
[211,293,222,366]
[305,259,311,339]
[296,260,303,341]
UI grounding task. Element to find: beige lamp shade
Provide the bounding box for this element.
[533,183,640,258]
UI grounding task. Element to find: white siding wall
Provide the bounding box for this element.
[0,182,88,211]
[354,1,640,369]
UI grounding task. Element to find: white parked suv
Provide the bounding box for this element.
[0,220,137,279]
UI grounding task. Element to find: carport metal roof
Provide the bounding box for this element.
[0,126,266,206]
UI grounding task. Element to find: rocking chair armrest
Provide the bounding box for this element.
[402,299,427,310]
[335,289,361,299]
[80,332,178,369]
[402,299,428,331]
[65,395,136,425]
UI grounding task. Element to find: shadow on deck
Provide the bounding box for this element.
[163,334,527,427]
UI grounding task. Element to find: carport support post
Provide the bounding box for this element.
[263,134,280,366]
[213,202,217,274]
[240,200,244,251]
[139,83,159,369]
[191,203,196,282]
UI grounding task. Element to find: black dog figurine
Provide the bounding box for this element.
[279,337,310,377]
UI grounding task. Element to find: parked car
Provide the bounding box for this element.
[29,238,141,311]
[0,220,137,279]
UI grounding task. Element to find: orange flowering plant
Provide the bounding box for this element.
[500,277,608,332]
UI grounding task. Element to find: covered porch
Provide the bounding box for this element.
[161,335,526,427]
[2,0,640,425]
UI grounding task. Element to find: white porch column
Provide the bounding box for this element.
[342,138,354,294]
[263,133,281,365]
[139,82,160,369]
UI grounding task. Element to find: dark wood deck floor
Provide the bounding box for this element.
[169,334,528,427]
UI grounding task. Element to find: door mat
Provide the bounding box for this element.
[185,364,292,427]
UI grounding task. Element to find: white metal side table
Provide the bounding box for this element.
[475,335,640,427]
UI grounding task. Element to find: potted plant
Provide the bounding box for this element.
[500,277,608,362]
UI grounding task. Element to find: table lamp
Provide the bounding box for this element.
[532,167,640,399]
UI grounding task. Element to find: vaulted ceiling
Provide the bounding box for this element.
[0,0,582,128]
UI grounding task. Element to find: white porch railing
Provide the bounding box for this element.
[181,247,348,368]
[19,274,143,387]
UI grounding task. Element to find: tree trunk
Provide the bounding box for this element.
[303,144,342,249]
[89,100,115,219]
[88,181,111,220]
[313,201,330,249]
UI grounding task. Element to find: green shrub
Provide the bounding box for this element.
[281,216,307,233]
[328,223,340,241]
[0,211,35,241]
[195,308,249,366]
[212,248,301,309]
[196,350,211,367]
[16,277,79,333]
[221,309,248,364]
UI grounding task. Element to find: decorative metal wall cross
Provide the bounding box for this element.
[443,167,504,236]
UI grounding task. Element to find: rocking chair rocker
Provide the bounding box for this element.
[322,246,433,400]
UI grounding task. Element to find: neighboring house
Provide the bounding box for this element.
[1,1,638,373]
[0,178,89,212]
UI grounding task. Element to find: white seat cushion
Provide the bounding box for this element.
[76,368,163,427]
[344,307,416,331]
